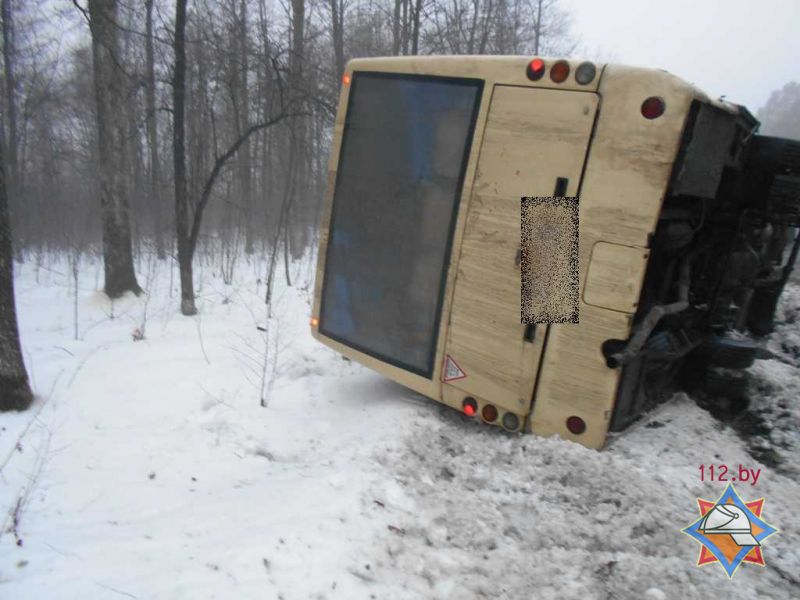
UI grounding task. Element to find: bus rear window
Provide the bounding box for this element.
[319,72,482,377]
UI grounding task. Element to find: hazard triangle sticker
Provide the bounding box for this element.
[442,354,467,382]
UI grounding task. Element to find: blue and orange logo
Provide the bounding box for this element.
[682,483,778,577]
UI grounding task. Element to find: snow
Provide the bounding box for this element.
[1,254,798,599]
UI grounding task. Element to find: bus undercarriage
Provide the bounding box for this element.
[608,103,800,430]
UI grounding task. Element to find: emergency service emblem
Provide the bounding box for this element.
[442,354,466,382]
[682,483,778,578]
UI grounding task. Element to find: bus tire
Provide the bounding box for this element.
[701,369,750,413]
[704,338,758,369]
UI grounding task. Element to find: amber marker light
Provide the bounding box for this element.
[342,73,351,85]
[311,317,319,327]
[550,60,570,83]
[482,404,498,423]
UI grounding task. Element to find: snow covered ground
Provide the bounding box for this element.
[1,252,798,599]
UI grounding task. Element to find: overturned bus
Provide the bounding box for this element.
[310,56,800,449]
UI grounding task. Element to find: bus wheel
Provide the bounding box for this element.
[699,368,750,416]
[704,338,759,369]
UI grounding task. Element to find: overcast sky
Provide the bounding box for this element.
[561,0,800,112]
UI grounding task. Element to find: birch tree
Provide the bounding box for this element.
[88,0,141,297]
[144,0,166,259]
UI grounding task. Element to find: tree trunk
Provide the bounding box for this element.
[283,0,305,267]
[2,0,19,202]
[122,16,144,258]
[172,0,290,316]
[0,141,32,411]
[145,0,166,260]
[478,0,493,54]
[238,0,254,255]
[401,0,409,55]
[499,0,511,54]
[88,0,141,298]
[330,0,345,80]
[2,0,22,261]
[534,0,542,54]
[392,0,401,56]
[290,0,305,97]
[172,0,195,315]
[411,0,422,55]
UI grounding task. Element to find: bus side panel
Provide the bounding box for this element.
[529,66,695,448]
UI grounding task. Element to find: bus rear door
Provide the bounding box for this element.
[441,85,598,425]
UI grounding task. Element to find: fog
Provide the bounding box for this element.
[564,0,800,111]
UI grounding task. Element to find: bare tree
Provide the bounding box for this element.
[423,0,573,56]
[392,0,402,55]
[2,0,19,206]
[0,0,581,326]
[410,0,422,55]
[144,0,166,259]
[282,0,305,276]
[0,140,32,411]
[173,0,194,314]
[329,0,346,79]
[236,0,254,254]
[88,0,141,298]
[531,0,575,56]
[173,0,296,316]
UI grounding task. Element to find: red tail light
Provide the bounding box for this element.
[526,58,546,81]
[462,397,478,417]
[641,96,665,119]
[566,416,586,434]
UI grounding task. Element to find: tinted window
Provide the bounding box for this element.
[320,72,482,376]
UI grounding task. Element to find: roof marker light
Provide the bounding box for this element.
[575,62,596,85]
[342,73,351,85]
[526,58,546,81]
[550,60,570,83]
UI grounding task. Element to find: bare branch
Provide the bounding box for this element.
[188,111,306,253]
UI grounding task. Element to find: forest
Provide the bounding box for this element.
[0,0,797,408]
[0,0,587,409]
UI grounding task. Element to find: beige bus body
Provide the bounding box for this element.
[311,56,741,450]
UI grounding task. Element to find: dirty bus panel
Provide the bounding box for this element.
[318,72,483,377]
[443,86,598,417]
